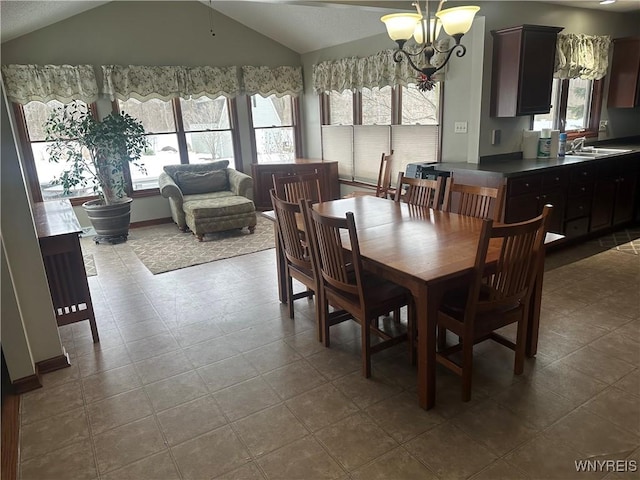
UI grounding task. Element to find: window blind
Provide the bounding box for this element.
[321,125,353,180]
[391,125,440,185]
[353,125,390,183]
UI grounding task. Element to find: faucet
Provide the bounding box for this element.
[570,136,586,153]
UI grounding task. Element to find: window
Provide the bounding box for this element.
[117,96,236,191]
[249,94,300,164]
[400,83,440,125]
[361,86,392,125]
[328,90,353,125]
[17,100,96,202]
[533,78,603,138]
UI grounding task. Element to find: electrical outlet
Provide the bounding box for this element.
[491,129,501,145]
[599,120,608,132]
[454,121,468,134]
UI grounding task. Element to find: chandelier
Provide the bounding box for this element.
[381,1,479,83]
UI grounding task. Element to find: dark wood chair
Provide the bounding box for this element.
[300,199,415,378]
[442,177,505,222]
[344,152,395,199]
[394,172,444,209]
[269,190,318,330]
[273,172,323,204]
[436,205,552,401]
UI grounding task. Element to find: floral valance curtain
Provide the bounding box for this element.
[102,65,241,101]
[241,66,303,97]
[0,64,99,104]
[313,41,449,94]
[554,34,611,80]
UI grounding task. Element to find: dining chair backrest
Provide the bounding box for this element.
[269,189,311,273]
[376,151,394,198]
[442,177,505,222]
[467,205,552,318]
[273,172,323,204]
[394,172,444,209]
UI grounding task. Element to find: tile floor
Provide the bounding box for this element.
[17,230,640,479]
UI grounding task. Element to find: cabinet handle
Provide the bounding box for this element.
[581,187,586,192]
[555,177,560,182]
[582,171,587,176]
[578,206,583,211]
[525,183,530,188]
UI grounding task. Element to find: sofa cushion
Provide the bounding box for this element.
[183,196,255,219]
[174,170,229,194]
[163,160,230,181]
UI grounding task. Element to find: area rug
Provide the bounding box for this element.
[127,216,275,274]
[83,254,97,277]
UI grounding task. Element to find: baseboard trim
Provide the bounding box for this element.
[35,353,71,374]
[130,217,173,229]
[11,374,42,394]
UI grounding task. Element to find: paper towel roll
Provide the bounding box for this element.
[550,130,560,158]
[522,130,540,159]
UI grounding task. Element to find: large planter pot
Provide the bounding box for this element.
[83,197,132,244]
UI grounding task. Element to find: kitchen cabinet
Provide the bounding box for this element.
[565,164,596,237]
[591,156,639,230]
[608,37,640,108]
[251,159,339,210]
[490,25,564,117]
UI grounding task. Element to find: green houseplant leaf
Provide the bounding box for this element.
[44,102,148,205]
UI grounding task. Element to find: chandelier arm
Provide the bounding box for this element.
[429,43,467,76]
[392,49,434,77]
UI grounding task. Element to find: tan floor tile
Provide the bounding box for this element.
[134,349,194,385]
[20,440,97,480]
[118,318,169,342]
[584,387,640,437]
[469,459,530,479]
[82,364,142,403]
[20,380,84,425]
[613,369,640,397]
[171,425,251,479]
[531,362,608,405]
[20,407,90,461]
[171,318,225,348]
[223,322,287,352]
[262,360,326,400]
[285,383,359,432]
[157,395,227,446]
[213,377,281,421]
[350,447,437,480]
[76,344,133,378]
[73,326,124,357]
[405,422,497,480]
[125,332,181,362]
[545,408,640,460]
[333,371,402,409]
[87,388,153,435]
[214,462,266,479]
[233,404,308,456]
[558,346,636,385]
[197,355,259,392]
[183,337,241,368]
[589,332,640,366]
[93,416,167,474]
[40,362,80,388]
[144,370,208,412]
[451,399,539,456]
[283,329,327,357]
[101,451,180,480]
[242,340,303,374]
[258,436,345,479]
[315,412,398,471]
[365,391,444,443]
[505,434,605,479]
[306,346,361,380]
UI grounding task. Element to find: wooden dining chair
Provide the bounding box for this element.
[442,177,505,222]
[436,205,552,401]
[273,172,323,204]
[344,151,395,199]
[394,172,444,209]
[269,190,319,328]
[300,199,415,377]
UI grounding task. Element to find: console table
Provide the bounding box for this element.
[251,159,340,210]
[33,200,99,343]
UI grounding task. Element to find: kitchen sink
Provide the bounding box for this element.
[569,147,632,157]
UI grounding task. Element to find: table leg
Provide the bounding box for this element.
[273,222,287,304]
[415,286,437,410]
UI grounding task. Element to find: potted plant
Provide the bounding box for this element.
[44,102,148,243]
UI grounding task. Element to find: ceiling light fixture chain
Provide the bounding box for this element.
[209,0,216,37]
[381,0,479,81]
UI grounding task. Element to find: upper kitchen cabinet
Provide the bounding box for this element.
[490,25,564,117]
[607,37,640,108]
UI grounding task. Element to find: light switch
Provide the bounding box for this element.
[454,121,468,134]
[491,129,501,145]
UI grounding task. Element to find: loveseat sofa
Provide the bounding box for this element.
[158,161,257,241]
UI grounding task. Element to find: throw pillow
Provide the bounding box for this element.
[163,160,230,180]
[174,170,229,195]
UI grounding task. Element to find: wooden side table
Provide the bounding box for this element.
[33,200,99,343]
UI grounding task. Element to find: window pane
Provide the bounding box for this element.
[255,127,295,163]
[362,86,392,125]
[186,131,234,164]
[402,84,440,125]
[22,100,65,141]
[134,133,180,190]
[251,95,292,128]
[533,79,559,131]
[32,141,94,200]
[329,90,353,125]
[565,78,592,131]
[118,98,176,133]
[180,97,230,131]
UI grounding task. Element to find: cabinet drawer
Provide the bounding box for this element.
[564,217,590,237]
[542,170,568,190]
[508,175,542,196]
[566,195,592,219]
[570,164,597,183]
[568,182,593,197]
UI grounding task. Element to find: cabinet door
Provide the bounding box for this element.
[518,28,561,115]
[591,178,616,231]
[540,190,565,234]
[505,193,540,224]
[608,37,640,108]
[613,172,638,225]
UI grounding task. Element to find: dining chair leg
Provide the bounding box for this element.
[408,302,416,366]
[437,326,447,350]
[286,270,294,319]
[322,299,331,348]
[461,340,473,402]
[514,310,528,375]
[362,318,372,378]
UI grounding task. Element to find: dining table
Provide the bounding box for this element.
[263,195,559,410]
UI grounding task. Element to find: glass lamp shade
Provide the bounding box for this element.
[381,13,422,42]
[435,6,480,36]
[413,18,443,44]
